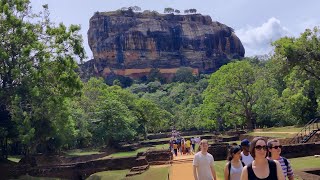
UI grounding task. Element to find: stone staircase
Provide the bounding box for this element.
[290,118,320,144]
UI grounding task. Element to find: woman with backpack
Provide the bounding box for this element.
[240,137,284,180]
[267,139,294,180]
[224,145,245,180]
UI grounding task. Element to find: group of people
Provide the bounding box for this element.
[169,129,203,156]
[169,135,200,156]
[192,137,294,180]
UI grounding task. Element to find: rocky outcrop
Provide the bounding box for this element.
[85,10,245,80]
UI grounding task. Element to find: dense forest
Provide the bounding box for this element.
[1,0,320,159]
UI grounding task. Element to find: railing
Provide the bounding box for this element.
[290,118,320,144]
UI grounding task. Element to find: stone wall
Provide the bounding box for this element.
[207,143,229,161]
[24,156,141,179]
[4,149,173,179]
[281,143,320,158]
[144,149,173,164]
[225,130,246,136]
[240,133,320,145]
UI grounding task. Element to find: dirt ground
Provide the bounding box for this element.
[170,154,221,180]
[170,154,194,180]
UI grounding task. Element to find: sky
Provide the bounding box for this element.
[30,0,320,60]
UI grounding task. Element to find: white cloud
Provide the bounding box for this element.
[236,17,290,57]
[296,19,320,35]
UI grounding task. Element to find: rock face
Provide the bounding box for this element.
[85,10,245,80]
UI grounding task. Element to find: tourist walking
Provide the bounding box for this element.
[267,139,294,180]
[240,139,254,165]
[181,138,186,155]
[224,145,245,180]
[186,138,191,155]
[177,136,182,154]
[240,137,284,180]
[191,137,196,153]
[193,139,217,180]
[173,141,178,156]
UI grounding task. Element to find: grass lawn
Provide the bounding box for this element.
[246,132,296,138]
[86,166,169,180]
[289,156,320,170]
[125,166,170,180]
[213,160,228,180]
[86,169,129,180]
[65,149,101,157]
[106,143,170,158]
[245,125,306,138]
[8,155,22,163]
[256,126,302,133]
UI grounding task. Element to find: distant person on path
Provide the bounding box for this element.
[173,141,178,156]
[195,136,201,145]
[193,139,217,180]
[191,137,196,153]
[186,138,191,155]
[240,137,284,180]
[224,145,245,180]
[240,139,254,165]
[169,138,173,152]
[181,138,186,155]
[267,139,294,180]
[177,136,182,153]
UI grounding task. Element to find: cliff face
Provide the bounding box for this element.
[85,10,245,79]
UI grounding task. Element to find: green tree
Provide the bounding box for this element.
[1,1,85,156]
[164,7,174,14]
[273,27,320,124]
[136,99,172,134]
[174,67,195,83]
[203,61,277,130]
[273,27,320,80]
[79,78,140,146]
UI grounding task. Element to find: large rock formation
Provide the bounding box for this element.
[84,10,245,80]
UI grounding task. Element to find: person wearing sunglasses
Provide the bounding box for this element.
[224,145,245,180]
[240,137,284,180]
[267,139,294,180]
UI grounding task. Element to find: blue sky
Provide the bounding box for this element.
[30,0,320,60]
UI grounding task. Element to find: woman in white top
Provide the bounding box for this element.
[224,145,245,180]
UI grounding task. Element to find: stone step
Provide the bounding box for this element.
[149,161,172,165]
[130,164,150,172]
[126,171,144,177]
[136,156,146,160]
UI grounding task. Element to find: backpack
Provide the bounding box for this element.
[228,161,245,180]
[283,157,289,173]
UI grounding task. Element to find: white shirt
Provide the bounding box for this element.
[240,151,254,165]
[193,151,214,180]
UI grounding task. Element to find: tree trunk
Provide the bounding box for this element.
[245,109,254,130]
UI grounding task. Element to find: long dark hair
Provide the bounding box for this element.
[227,145,241,161]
